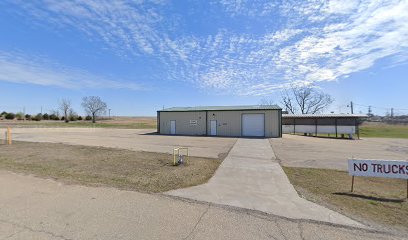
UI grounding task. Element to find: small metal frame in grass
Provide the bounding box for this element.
[173,147,189,166]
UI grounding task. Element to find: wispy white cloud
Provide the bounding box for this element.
[214,0,278,17]
[11,0,165,56]
[4,0,408,96]
[0,51,141,90]
[186,0,408,95]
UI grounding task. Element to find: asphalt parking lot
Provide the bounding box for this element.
[3,128,236,159]
[270,134,408,170]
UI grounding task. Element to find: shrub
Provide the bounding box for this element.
[31,113,42,121]
[69,115,77,121]
[25,114,31,120]
[16,112,24,120]
[5,113,15,120]
[61,116,68,122]
[49,114,59,120]
[85,115,92,121]
[78,116,83,120]
[43,113,49,120]
[1,111,7,116]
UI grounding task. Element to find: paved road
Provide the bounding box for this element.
[0,171,403,240]
[167,139,362,227]
[2,128,236,159]
[271,135,408,170]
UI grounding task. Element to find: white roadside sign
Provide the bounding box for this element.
[348,159,408,179]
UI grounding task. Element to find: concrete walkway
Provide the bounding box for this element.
[166,138,363,228]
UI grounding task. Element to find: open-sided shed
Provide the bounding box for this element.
[282,114,366,138]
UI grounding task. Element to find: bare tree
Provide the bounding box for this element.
[69,108,78,121]
[81,96,107,123]
[281,85,333,114]
[59,99,71,123]
[281,90,297,114]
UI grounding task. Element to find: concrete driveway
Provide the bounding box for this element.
[271,134,408,170]
[3,128,236,159]
[0,171,402,240]
[166,139,362,228]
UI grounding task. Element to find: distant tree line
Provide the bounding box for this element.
[0,96,107,123]
[0,111,92,121]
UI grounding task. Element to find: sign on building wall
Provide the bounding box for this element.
[190,120,197,126]
[348,159,408,179]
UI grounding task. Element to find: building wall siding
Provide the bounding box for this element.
[283,117,357,126]
[282,125,356,134]
[159,111,206,135]
[205,110,280,137]
[159,110,281,137]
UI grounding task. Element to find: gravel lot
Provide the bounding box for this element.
[1,128,236,159]
[271,134,408,170]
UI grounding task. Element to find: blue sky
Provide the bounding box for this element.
[0,0,407,116]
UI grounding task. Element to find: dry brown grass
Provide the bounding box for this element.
[283,167,408,233]
[0,141,222,193]
[0,117,157,129]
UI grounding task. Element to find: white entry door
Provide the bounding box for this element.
[242,114,265,137]
[210,120,217,136]
[170,120,176,135]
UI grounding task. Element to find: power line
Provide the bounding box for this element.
[353,103,408,111]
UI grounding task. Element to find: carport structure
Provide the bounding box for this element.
[282,114,366,139]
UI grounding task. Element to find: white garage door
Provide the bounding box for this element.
[242,114,265,137]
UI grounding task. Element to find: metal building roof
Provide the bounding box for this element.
[282,114,367,118]
[159,105,282,112]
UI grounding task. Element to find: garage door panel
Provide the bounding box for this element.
[242,114,265,137]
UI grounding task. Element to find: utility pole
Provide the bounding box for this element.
[391,108,394,118]
[350,101,354,114]
[108,109,111,119]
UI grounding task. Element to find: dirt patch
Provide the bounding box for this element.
[0,141,223,193]
[283,166,408,233]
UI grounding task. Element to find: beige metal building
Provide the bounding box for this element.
[157,105,282,137]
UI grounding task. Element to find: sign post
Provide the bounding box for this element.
[348,159,408,198]
[6,127,12,145]
[351,176,354,192]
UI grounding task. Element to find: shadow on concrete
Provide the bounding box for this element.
[139,132,257,139]
[284,133,359,140]
[333,192,406,203]
[139,131,160,135]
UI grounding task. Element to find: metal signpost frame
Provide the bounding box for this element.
[173,147,189,166]
[4,127,12,145]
